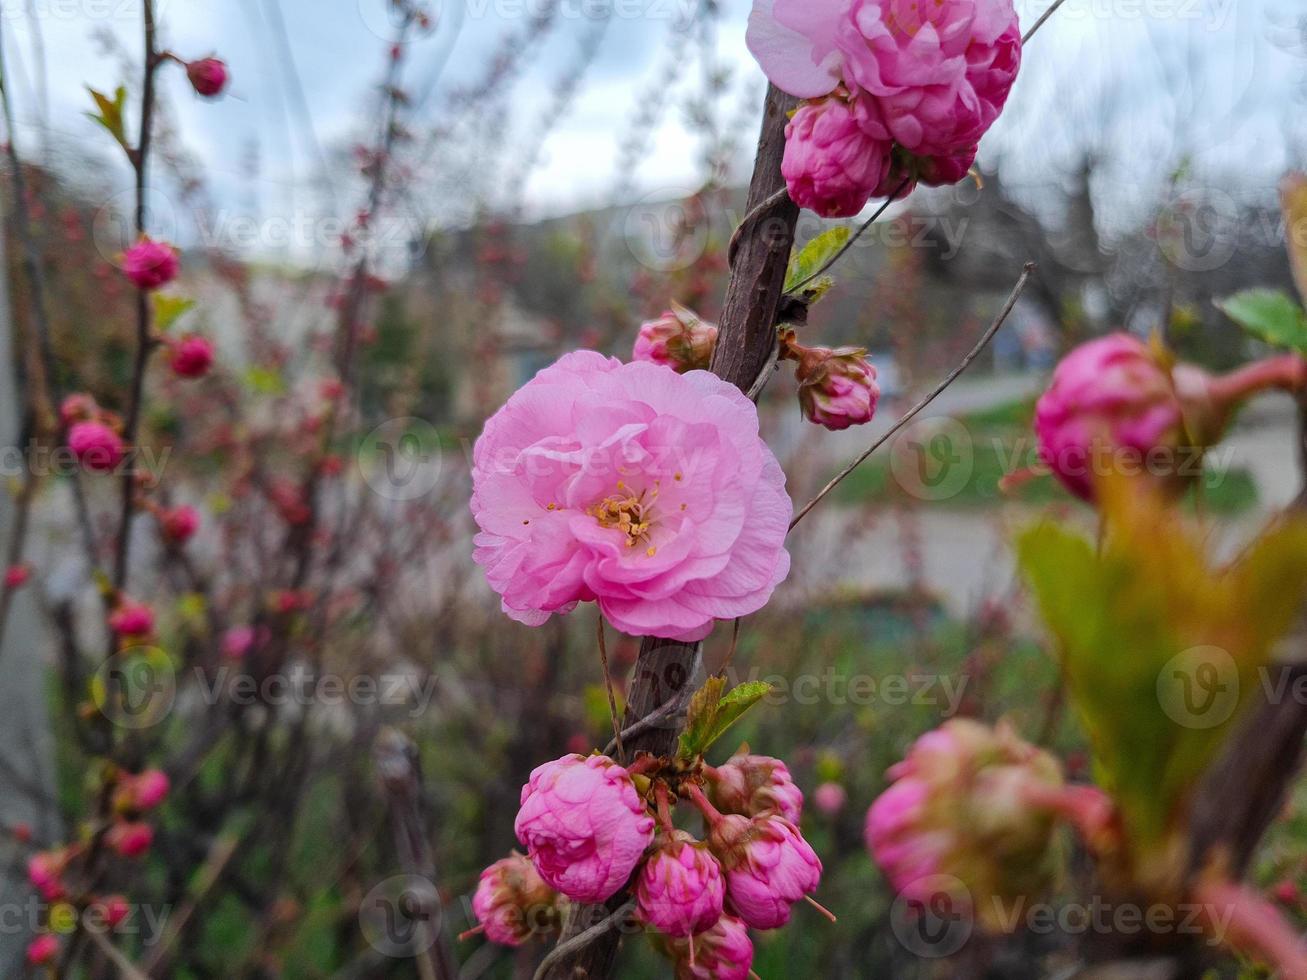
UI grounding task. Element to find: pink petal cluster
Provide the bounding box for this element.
[108,600,155,638]
[107,821,154,858]
[633,305,719,373]
[27,849,69,901]
[794,344,880,430]
[26,934,58,966]
[186,57,229,97]
[69,420,126,472]
[707,753,804,824]
[781,94,891,218]
[636,830,725,938]
[514,753,655,904]
[708,813,821,929]
[115,769,170,812]
[169,335,214,378]
[865,719,1067,919]
[122,237,179,291]
[666,913,754,980]
[161,504,200,543]
[92,895,130,930]
[471,352,791,641]
[472,853,561,947]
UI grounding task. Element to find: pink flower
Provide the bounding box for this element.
[787,338,880,430]
[707,754,804,824]
[221,625,261,659]
[116,769,170,812]
[161,504,200,543]
[122,237,179,291]
[636,830,725,937]
[60,392,98,425]
[865,719,1070,926]
[813,782,847,816]
[746,0,846,99]
[92,894,131,929]
[26,934,58,966]
[782,94,893,217]
[4,564,30,589]
[666,913,754,979]
[106,821,154,858]
[708,812,821,930]
[27,850,68,901]
[472,853,561,947]
[837,0,1022,156]
[514,753,655,904]
[69,420,125,471]
[169,335,214,378]
[471,352,792,641]
[186,57,229,97]
[108,600,155,638]
[633,305,718,373]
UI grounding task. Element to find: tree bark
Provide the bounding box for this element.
[539,83,799,980]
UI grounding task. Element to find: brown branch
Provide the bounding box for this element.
[538,82,800,980]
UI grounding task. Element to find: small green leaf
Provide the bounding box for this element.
[1214,288,1307,353]
[86,85,130,154]
[152,295,196,333]
[785,227,850,294]
[676,677,773,760]
[243,366,285,395]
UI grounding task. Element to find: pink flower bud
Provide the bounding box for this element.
[664,913,753,979]
[707,754,804,824]
[790,341,880,431]
[27,850,69,901]
[169,335,214,378]
[707,813,822,930]
[221,625,261,659]
[4,564,30,589]
[636,830,725,938]
[122,237,179,291]
[69,420,125,472]
[92,894,131,929]
[108,600,155,638]
[116,769,169,812]
[60,392,98,426]
[471,853,561,947]
[161,505,200,543]
[514,754,655,904]
[782,93,893,218]
[106,821,154,858]
[186,57,229,98]
[633,305,719,373]
[813,782,847,817]
[865,719,1069,927]
[26,934,58,966]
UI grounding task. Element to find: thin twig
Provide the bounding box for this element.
[727,186,790,267]
[1023,0,1071,44]
[719,617,742,676]
[789,262,1035,531]
[785,179,910,295]
[532,901,635,980]
[602,690,687,758]
[596,616,624,763]
[86,927,149,980]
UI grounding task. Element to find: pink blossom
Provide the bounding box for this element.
[789,341,880,430]
[69,420,125,472]
[186,57,229,97]
[666,913,754,979]
[813,782,847,816]
[108,600,155,638]
[60,392,98,425]
[169,335,214,378]
[707,754,804,824]
[472,853,561,947]
[746,0,846,99]
[161,505,200,543]
[708,813,822,930]
[633,305,718,373]
[26,934,58,966]
[27,850,68,901]
[106,821,154,858]
[514,753,655,904]
[122,237,179,291]
[471,352,792,641]
[4,564,30,589]
[636,830,725,937]
[782,94,893,217]
[116,769,170,812]
[221,625,261,659]
[92,894,131,929]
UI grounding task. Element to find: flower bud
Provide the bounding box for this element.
[472,853,562,946]
[169,335,214,378]
[786,337,880,431]
[706,753,804,824]
[707,812,822,930]
[115,769,170,813]
[4,564,30,589]
[60,392,99,426]
[813,782,847,817]
[782,93,892,218]
[636,830,725,938]
[92,894,131,929]
[186,57,229,97]
[161,504,200,543]
[27,849,69,901]
[664,913,753,980]
[221,625,261,659]
[69,420,125,472]
[108,600,155,639]
[26,934,58,966]
[122,237,179,291]
[633,304,718,373]
[106,821,154,858]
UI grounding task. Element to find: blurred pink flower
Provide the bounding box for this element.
[666,913,754,979]
[116,769,170,812]
[471,352,791,641]
[813,781,847,816]
[4,564,30,589]
[26,934,58,966]
[169,335,214,378]
[161,504,200,543]
[69,420,125,472]
[108,600,155,639]
[707,753,804,824]
[221,625,262,659]
[636,830,725,937]
[632,305,718,373]
[59,392,98,426]
[708,812,822,930]
[106,821,154,858]
[122,237,179,291]
[186,57,229,97]
[782,94,892,217]
[27,850,68,901]
[93,895,131,929]
[514,753,655,904]
[472,853,560,947]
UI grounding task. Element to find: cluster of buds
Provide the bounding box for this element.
[781,329,881,431]
[632,303,719,373]
[121,236,180,291]
[865,719,1110,931]
[1035,333,1307,502]
[61,393,126,472]
[472,751,825,977]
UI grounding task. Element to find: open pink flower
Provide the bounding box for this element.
[69,420,125,471]
[707,753,804,824]
[636,830,725,937]
[666,913,754,979]
[472,352,791,641]
[782,93,893,217]
[122,237,179,291]
[514,753,655,904]
[746,0,846,99]
[472,853,561,947]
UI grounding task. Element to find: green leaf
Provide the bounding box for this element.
[86,85,130,154]
[152,295,196,333]
[676,677,773,760]
[243,366,285,396]
[1214,288,1307,353]
[785,227,850,295]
